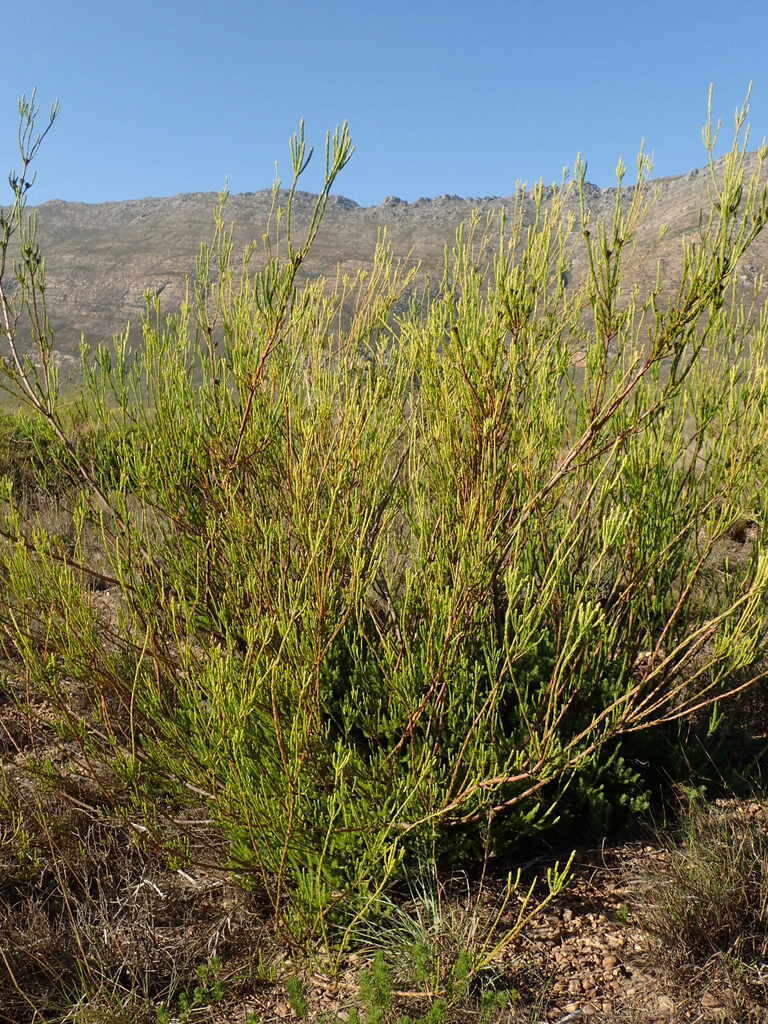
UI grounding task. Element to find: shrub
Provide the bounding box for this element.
[2,92,768,947]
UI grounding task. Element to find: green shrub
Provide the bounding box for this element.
[2,92,768,947]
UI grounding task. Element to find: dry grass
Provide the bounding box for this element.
[0,762,274,1024]
[626,798,768,1019]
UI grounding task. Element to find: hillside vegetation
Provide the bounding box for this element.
[2,93,768,1023]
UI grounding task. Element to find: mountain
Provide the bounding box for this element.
[11,151,768,369]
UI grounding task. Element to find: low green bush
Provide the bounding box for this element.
[2,93,768,949]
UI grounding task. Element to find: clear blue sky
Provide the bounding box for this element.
[1,0,766,207]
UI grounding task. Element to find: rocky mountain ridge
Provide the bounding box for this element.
[7,150,768,367]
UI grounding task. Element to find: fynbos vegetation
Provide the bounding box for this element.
[2,91,768,1021]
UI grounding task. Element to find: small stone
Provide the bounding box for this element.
[657,995,675,1014]
[602,955,619,970]
[701,991,722,1008]
[563,908,574,923]
[582,1004,597,1017]
[568,979,582,995]
[565,1003,580,1013]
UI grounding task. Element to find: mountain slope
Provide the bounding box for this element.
[14,151,768,365]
